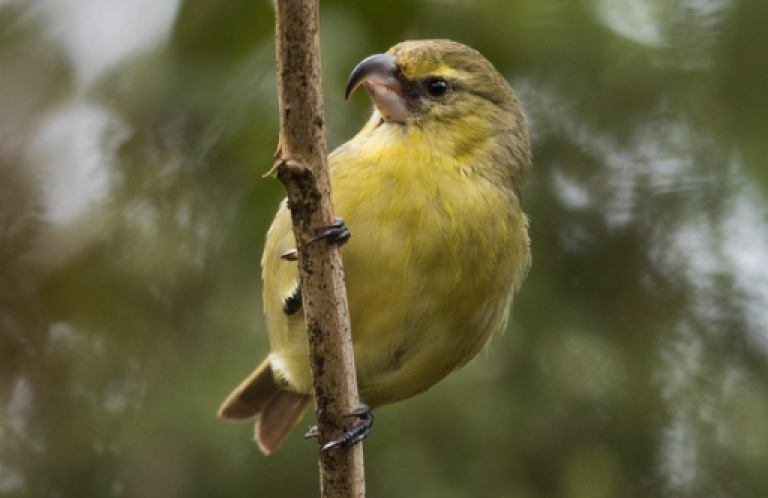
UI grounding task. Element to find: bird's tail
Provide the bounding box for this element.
[218,358,311,455]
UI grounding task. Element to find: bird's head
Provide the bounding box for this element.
[346,40,515,124]
[345,40,530,187]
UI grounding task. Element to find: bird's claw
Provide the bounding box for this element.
[320,404,374,452]
[281,248,299,261]
[288,219,349,262]
[308,217,351,246]
[304,404,374,451]
[304,425,319,439]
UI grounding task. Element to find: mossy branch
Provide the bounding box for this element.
[272,1,365,496]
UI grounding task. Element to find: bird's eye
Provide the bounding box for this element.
[425,78,449,97]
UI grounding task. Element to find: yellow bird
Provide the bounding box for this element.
[219,39,532,454]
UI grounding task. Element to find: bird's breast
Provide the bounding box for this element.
[327,138,528,405]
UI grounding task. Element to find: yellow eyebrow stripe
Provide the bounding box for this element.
[429,64,463,80]
[400,61,465,81]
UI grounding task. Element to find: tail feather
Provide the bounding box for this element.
[218,358,279,420]
[218,358,311,455]
[256,390,311,455]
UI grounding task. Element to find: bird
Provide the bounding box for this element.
[218,39,532,455]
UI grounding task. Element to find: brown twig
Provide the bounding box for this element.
[273,1,365,497]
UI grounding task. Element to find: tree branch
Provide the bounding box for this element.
[273,1,365,496]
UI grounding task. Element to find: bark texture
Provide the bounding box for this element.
[273,1,365,496]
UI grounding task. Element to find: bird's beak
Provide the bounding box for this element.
[345,53,408,123]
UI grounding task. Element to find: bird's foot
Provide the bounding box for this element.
[283,219,349,262]
[281,248,299,261]
[304,425,319,439]
[308,217,351,246]
[304,404,374,451]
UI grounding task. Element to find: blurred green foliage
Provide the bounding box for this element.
[1,0,768,497]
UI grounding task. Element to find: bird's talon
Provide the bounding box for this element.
[320,404,373,452]
[344,406,371,418]
[304,425,319,439]
[281,248,299,261]
[308,217,351,246]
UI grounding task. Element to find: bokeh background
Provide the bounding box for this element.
[2,0,768,496]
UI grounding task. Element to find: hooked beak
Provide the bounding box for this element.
[345,53,408,124]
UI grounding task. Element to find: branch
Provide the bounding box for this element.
[273,1,365,497]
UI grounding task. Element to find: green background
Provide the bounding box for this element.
[2,0,768,496]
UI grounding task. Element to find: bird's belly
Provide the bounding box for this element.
[340,196,519,407]
[268,167,528,407]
